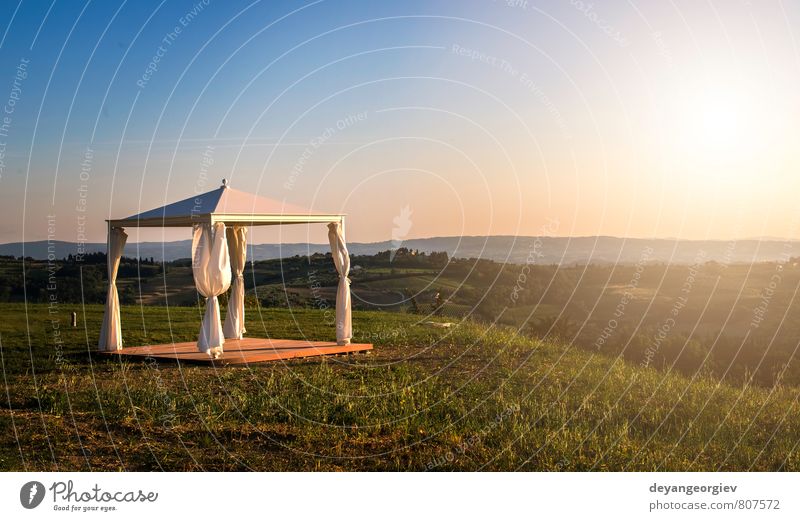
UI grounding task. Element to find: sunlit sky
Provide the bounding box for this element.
[1,0,799,245]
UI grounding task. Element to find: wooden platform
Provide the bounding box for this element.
[107,337,373,366]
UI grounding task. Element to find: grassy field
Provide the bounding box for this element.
[1,302,800,471]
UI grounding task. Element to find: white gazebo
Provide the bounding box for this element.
[98,180,362,362]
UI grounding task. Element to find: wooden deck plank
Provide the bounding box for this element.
[105,337,373,365]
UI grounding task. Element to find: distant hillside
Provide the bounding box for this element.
[2,236,798,265]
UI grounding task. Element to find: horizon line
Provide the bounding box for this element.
[2,234,799,247]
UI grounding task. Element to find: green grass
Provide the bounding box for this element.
[1,302,799,471]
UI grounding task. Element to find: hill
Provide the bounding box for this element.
[2,235,798,264]
[4,250,800,389]
[1,303,798,471]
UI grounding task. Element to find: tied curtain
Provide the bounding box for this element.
[192,222,231,358]
[98,227,128,351]
[223,226,247,339]
[327,222,352,345]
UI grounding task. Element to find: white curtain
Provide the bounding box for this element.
[192,222,231,358]
[223,226,247,339]
[99,227,128,351]
[327,221,352,345]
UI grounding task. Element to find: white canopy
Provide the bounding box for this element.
[109,180,343,228]
[99,180,352,357]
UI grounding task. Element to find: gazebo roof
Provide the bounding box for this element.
[108,180,343,227]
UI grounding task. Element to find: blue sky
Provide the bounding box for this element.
[1,0,799,244]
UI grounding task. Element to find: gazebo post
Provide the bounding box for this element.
[223,224,248,340]
[99,221,128,351]
[327,218,352,346]
[192,217,231,358]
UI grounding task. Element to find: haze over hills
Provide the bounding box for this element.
[2,236,798,265]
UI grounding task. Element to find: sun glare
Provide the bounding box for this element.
[695,94,743,150]
[683,88,754,160]
[670,78,776,168]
